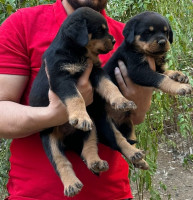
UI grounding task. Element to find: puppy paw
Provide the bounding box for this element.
[134,159,149,170]
[129,150,145,163]
[176,84,192,95]
[69,112,93,131]
[166,70,189,83]
[88,160,109,174]
[111,97,137,111]
[64,181,83,197]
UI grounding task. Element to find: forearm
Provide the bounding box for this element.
[0,101,68,139]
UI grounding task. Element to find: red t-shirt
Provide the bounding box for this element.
[0,0,133,199]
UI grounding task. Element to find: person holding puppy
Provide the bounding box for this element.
[0,0,155,199]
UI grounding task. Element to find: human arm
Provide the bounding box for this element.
[115,57,156,124]
[0,61,93,139]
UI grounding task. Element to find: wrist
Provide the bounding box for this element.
[45,104,68,127]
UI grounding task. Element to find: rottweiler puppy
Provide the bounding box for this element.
[29,7,139,197]
[93,11,192,170]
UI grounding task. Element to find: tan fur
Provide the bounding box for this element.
[164,70,186,79]
[159,76,192,95]
[97,77,136,111]
[110,120,144,163]
[81,125,109,173]
[49,133,83,195]
[96,77,121,101]
[149,26,154,31]
[65,91,93,131]
[86,38,113,64]
[105,104,128,124]
[134,35,170,55]
[60,63,86,75]
[102,24,107,29]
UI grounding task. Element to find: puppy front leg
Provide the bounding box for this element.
[164,70,189,83]
[129,65,192,95]
[81,125,109,174]
[158,75,192,95]
[41,128,83,197]
[90,67,136,111]
[65,88,93,131]
[51,77,93,131]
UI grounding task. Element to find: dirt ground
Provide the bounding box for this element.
[131,147,193,200]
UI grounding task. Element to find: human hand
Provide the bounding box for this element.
[77,59,94,106]
[115,57,156,125]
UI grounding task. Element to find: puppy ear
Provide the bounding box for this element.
[66,19,89,47]
[168,23,173,44]
[123,20,136,44]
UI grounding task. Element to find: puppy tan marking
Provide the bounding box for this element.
[158,76,192,95]
[81,125,109,174]
[86,38,114,64]
[110,120,145,163]
[65,91,93,131]
[164,26,168,31]
[149,26,154,31]
[134,35,170,55]
[134,159,149,170]
[102,24,107,29]
[97,77,137,111]
[49,131,83,197]
[164,70,189,83]
[60,63,86,75]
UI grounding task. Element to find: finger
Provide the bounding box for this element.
[118,60,129,82]
[79,59,93,83]
[146,56,156,71]
[44,59,51,88]
[114,66,127,93]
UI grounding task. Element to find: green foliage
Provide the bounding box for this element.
[0,0,193,199]
[0,0,55,24]
[0,139,11,199]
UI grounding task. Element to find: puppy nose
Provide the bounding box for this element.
[158,39,166,47]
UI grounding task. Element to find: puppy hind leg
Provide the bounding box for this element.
[81,125,109,174]
[120,122,149,170]
[42,128,83,197]
[110,121,145,164]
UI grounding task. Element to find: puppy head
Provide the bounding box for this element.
[64,7,115,54]
[123,11,173,56]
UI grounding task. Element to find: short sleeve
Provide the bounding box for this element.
[0,11,30,75]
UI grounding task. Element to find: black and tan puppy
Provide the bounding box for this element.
[92,11,192,169]
[29,7,138,197]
